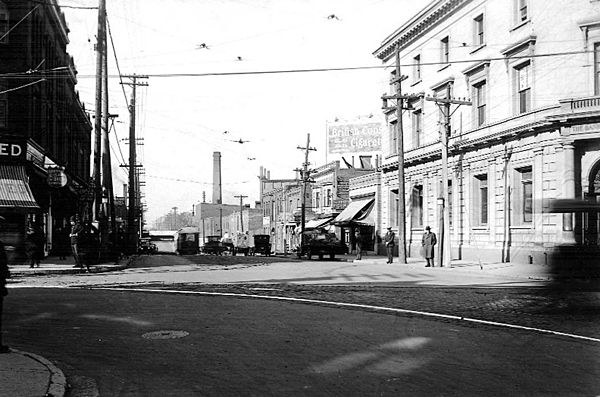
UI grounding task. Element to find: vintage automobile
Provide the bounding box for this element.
[200,235,226,255]
[252,234,271,256]
[294,227,347,260]
[138,238,158,255]
[233,232,251,256]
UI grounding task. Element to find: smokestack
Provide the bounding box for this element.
[213,152,222,204]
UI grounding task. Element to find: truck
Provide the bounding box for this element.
[294,227,347,260]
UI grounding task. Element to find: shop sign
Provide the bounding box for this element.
[328,120,383,154]
[0,136,26,162]
[47,168,68,188]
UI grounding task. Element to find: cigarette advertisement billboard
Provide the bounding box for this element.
[327,120,383,154]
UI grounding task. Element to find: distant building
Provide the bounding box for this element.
[373,0,600,263]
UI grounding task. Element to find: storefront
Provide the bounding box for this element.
[333,198,376,253]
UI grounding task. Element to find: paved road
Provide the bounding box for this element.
[4,288,600,396]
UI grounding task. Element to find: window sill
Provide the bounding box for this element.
[471,226,489,231]
[410,79,422,87]
[510,225,533,230]
[510,19,530,32]
[437,63,451,72]
[469,44,486,55]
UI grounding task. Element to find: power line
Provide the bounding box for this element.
[106,15,130,108]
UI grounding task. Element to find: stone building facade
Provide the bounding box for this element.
[373,0,600,264]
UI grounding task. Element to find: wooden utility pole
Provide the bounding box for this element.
[92,0,106,221]
[426,86,471,267]
[121,74,148,253]
[381,46,420,264]
[234,195,248,232]
[297,134,317,248]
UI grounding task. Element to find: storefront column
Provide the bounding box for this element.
[532,146,544,244]
[462,163,471,246]
[561,141,577,244]
[487,158,497,244]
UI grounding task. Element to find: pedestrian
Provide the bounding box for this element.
[25,222,44,268]
[354,229,363,260]
[0,215,10,353]
[80,221,99,273]
[422,226,437,267]
[56,225,69,260]
[69,216,84,269]
[384,226,395,264]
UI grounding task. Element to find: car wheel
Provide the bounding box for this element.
[329,253,335,260]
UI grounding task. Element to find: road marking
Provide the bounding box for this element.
[87,287,600,344]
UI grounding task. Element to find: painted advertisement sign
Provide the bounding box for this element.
[327,121,383,154]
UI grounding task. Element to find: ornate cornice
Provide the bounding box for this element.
[373,0,471,62]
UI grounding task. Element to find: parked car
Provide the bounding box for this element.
[294,228,347,260]
[233,232,251,256]
[138,238,157,255]
[252,234,271,256]
[201,235,226,255]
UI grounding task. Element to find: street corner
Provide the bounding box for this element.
[0,348,66,397]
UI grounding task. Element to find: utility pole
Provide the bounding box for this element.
[234,195,248,232]
[381,46,420,264]
[92,0,106,221]
[121,74,148,254]
[297,133,317,249]
[426,85,471,267]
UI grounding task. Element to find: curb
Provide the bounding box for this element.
[8,257,131,277]
[13,349,66,397]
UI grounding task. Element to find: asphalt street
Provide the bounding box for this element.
[4,287,600,396]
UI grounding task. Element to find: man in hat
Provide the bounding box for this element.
[69,216,84,269]
[0,215,10,352]
[422,226,437,267]
[383,226,395,264]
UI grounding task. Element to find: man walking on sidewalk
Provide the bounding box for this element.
[70,216,84,269]
[354,229,363,261]
[384,227,395,264]
[422,226,437,267]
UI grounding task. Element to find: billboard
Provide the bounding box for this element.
[327,120,383,154]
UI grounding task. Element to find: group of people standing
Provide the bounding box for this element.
[383,225,437,266]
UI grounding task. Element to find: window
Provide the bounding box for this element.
[516,0,528,22]
[474,14,484,46]
[411,185,423,227]
[512,167,533,225]
[595,42,600,95]
[412,109,423,148]
[0,79,6,128]
[413,54,421,81]
[359,156,372,169]
[0,2,8,44]
[440,37,450,64]
[474,174,488,226]
[389,189,398,227]
[325,188,332,207]
[314,191,320,209]
[516,62,531,114]
[473,81,486,126]
[448,180,453,227]
[389,120,398,154]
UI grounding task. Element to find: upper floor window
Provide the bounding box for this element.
[359,156,372,169]
[516,62,531,114]
[389,120,398,155]
[516,0,528,22]
[473,80,487,126]
[0,2,8,44]
[413,54,421,82]
[325,188,332,207]
[474,14,484,46]
[440,36,450,65]
[412,109,423,148]
[314,191,320,209]
[595,42,600,95]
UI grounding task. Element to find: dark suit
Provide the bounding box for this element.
[422,231,437,266]
[384,230,395,263]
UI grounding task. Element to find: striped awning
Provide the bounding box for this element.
[0,164,40,209]
[333,198,375,226]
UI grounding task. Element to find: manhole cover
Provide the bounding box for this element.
[142,330,189,340]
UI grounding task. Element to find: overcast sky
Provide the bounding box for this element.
[61,0,423,223]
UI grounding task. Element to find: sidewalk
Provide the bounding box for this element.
[0,348,66,397]
[8,254,130,276]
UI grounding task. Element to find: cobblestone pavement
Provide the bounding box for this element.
[93,282,600,341]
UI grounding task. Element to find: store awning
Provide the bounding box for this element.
[0,164,40,209]
[294,217,334,234]
[333,198,375,226]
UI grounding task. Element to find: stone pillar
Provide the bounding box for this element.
[532,146,544,244]
[487,158,496,244]
[561,141,576,244]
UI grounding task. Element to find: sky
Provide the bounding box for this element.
[60,0,424,224]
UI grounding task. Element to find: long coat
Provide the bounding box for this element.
[421,232,437,259]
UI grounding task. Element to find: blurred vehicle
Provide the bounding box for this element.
[252,234,271,256]
[201,235,226,255]
[220,233,235,255]
[176,226,200,255]
[138,238,157,255]
[294,227,347,260]
[233,232,250,256]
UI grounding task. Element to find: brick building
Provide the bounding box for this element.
[0,0,92,263]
